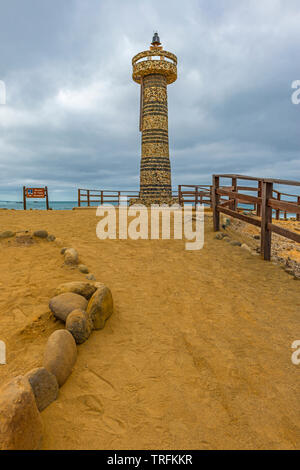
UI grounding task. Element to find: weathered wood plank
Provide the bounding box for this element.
[268,198,300,215]
[217,206,261,227]
[218,200,234,208]
[268,223,300,244]
[217,188,261,205]
[237,186,259,191]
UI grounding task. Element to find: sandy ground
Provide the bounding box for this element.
[0,208,299,450]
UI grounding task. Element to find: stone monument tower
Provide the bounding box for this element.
[132,33,177,204]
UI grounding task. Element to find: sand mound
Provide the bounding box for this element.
[0,209,299,450]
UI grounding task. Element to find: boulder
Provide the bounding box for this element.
[0,376,43,450]
[55,282,96,300]
[49,292,88,322]
[66,309,92,344]
[0,231,15,239]
[215,233,224,240]
[78,264,89,274]
[54,238,63,247]
[15,232,35,245]
[230,240,242,247]
[25,367,59,412]
[87,285,113,330]
[285,267,294,276]
[241,243,252,253]
[94,282,106,289]
[44,330,77,387]
[33,230,48,239]
[64,248,79,265]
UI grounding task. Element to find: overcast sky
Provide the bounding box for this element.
[0,0,299,200]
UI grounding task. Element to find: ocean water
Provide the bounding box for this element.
[0,201,81,210]
[0,200,296,218]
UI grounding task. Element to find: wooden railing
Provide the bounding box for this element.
[78,186,210,208]
[212,174,300,260]
[78,189,181,206]
[178,185,212,207]
[178,181,300,220]
[78,189,140,206]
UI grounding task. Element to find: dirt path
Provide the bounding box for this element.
[0,209,299,449]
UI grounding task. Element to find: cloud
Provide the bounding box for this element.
[0,0,299,200]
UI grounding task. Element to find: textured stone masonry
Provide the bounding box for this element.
[132,38,177,205]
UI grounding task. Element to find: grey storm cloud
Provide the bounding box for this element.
[0,0,299,200]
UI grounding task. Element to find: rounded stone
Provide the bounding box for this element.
[33,230,48,239]
[0,376,43,450]
[43,329,77,387]
[241,243,252,252]
[55,282,97,300]
[87,285,113,330]
[15,232,35,245]
[49,292,88,322]
[54,238,63,247]
[230,240,242,247]
[215,233,224,240]
[78,264,89,274]
[66,309,92,344]
[64,248,79,265]
[47,234,56,242]
[86,274,96,281]
[24,367,58,412]
[0,231,15,239]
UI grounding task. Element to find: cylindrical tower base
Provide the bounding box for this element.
[140,74,172,202]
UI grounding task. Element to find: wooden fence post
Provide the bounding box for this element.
[195,186,198,210]
[212,175,220,232]
[78,189,81,207]
[101,191,104,205]
[297,196,300,222]
[256,180,262,217]
[261,181,273,261]
[276,192,280,220]
[23,186,26,210]
[178,185,183,206]
[45,186,49,210]
[231,177,237,211]
[87,190,90,207]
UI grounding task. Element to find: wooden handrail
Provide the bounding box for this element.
[212,174,300,261]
